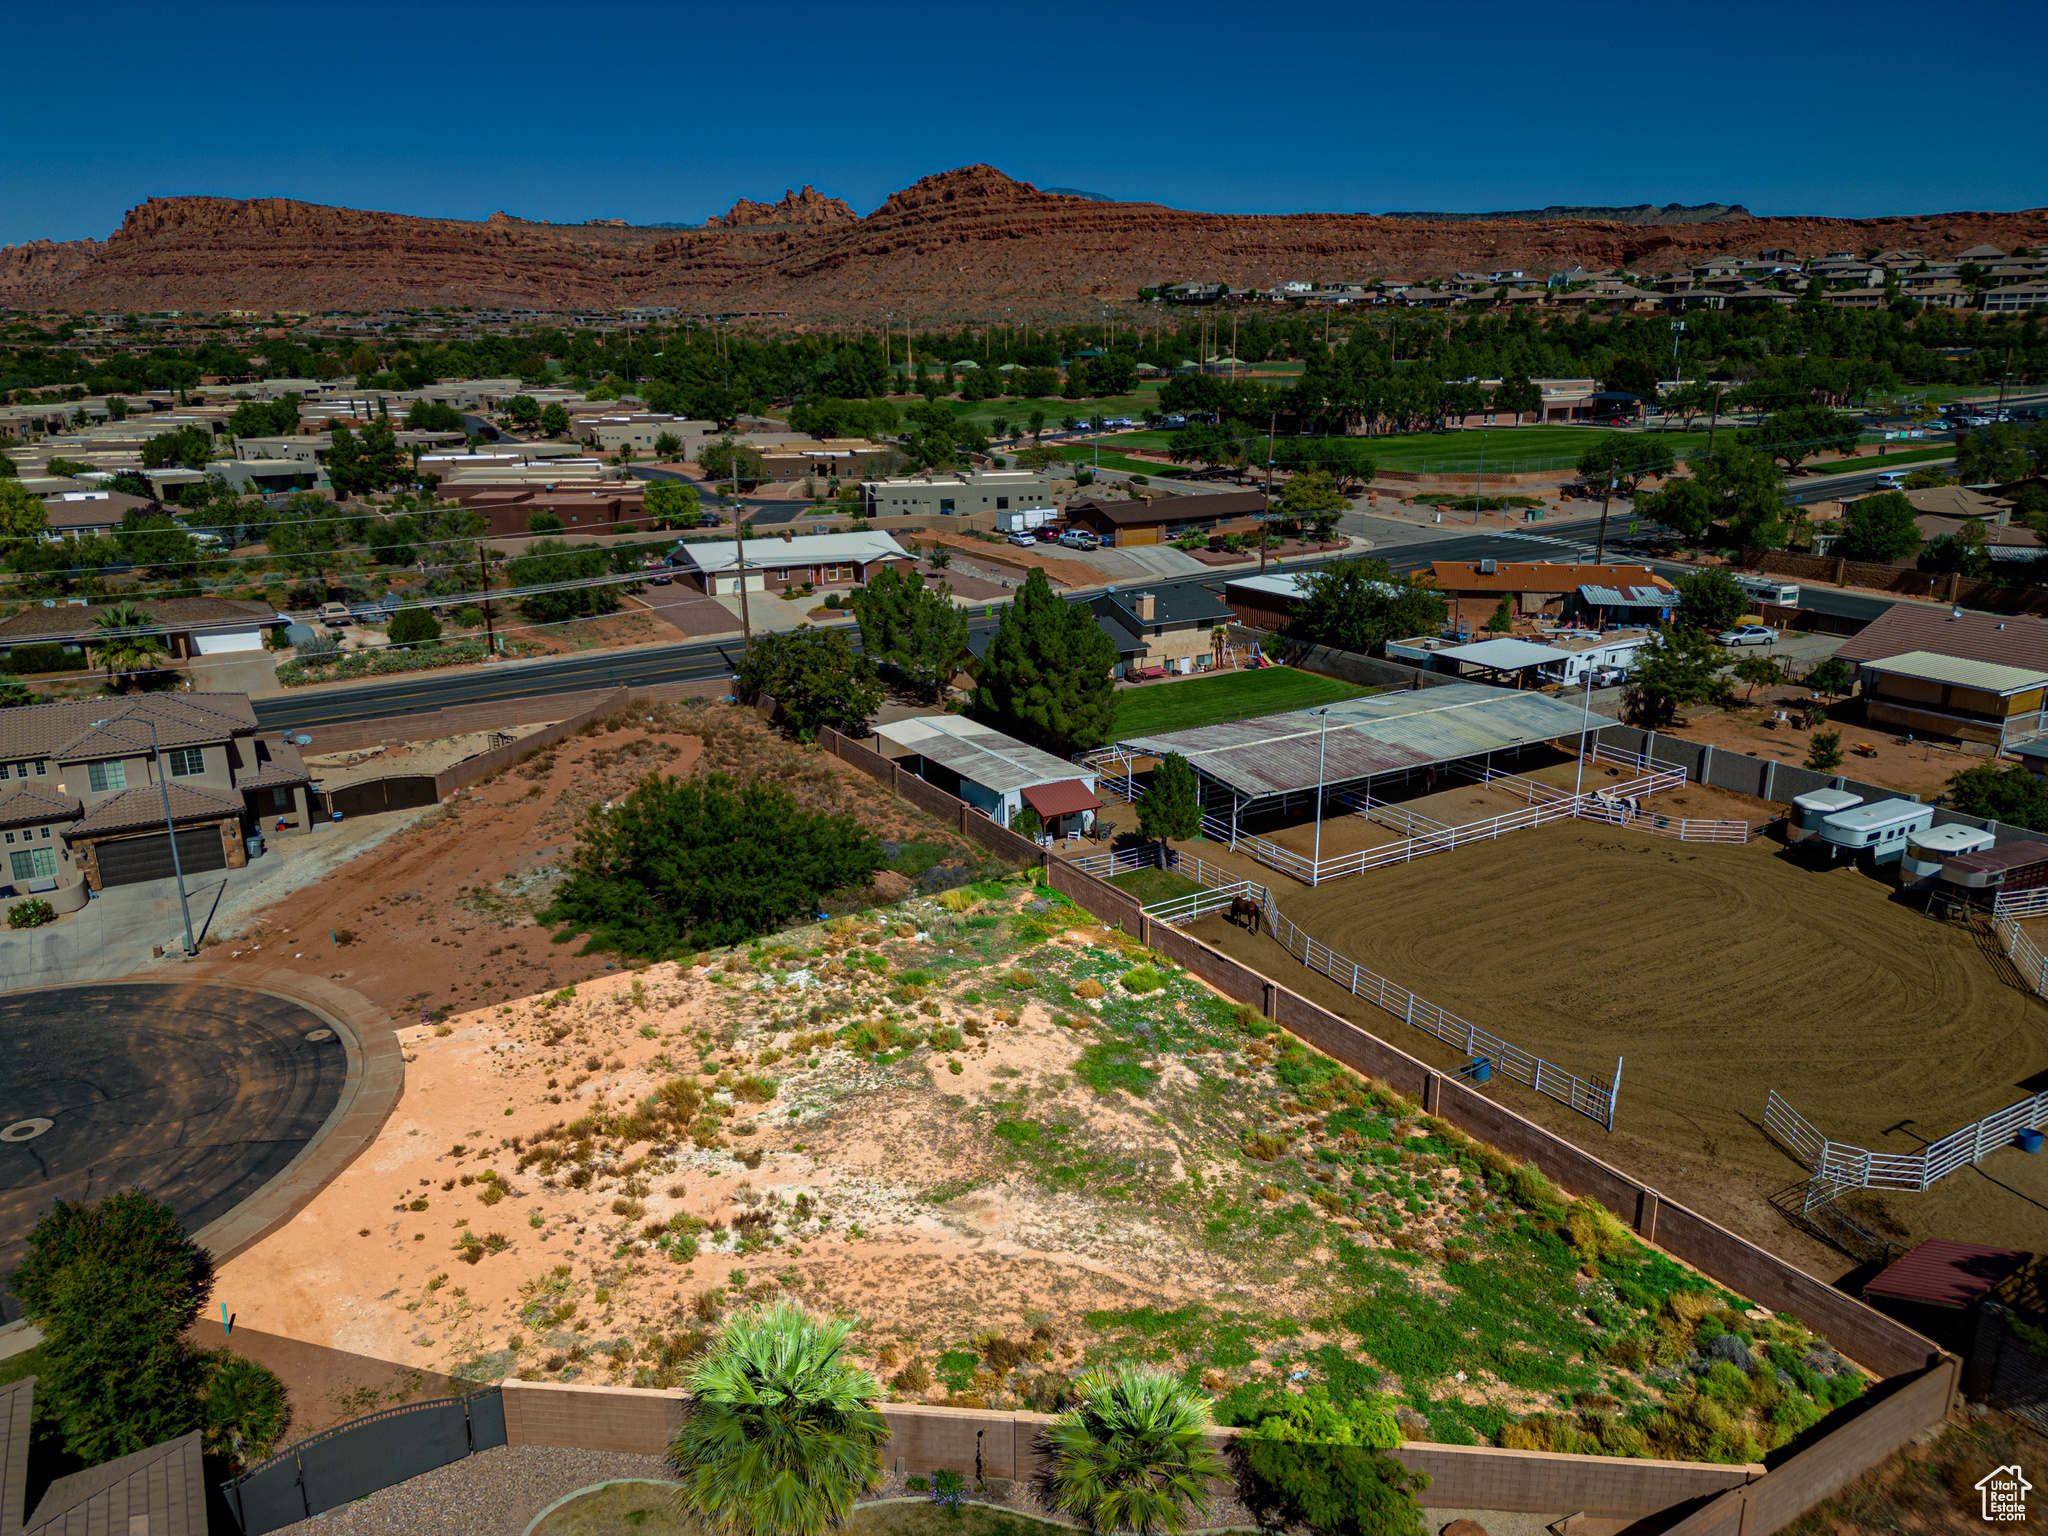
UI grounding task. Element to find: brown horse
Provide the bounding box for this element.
[1228,893,1263,935]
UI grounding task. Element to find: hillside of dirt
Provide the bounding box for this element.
[6,165,2045,319]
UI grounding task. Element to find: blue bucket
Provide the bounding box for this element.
[1465,1057,1493,1084]
[2018,1128,2044,1155]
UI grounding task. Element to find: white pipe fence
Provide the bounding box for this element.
[1258,894,1621,1128]
[1997,913,2048,997]
[1140,878,1270,928]
[1766,1088,2048,1193]
[1994,887,2048,921]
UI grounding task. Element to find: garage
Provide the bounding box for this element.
[92,825,230,888]
[194,626,266,655]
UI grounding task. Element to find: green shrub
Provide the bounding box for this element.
[7,897,56,929]
[4,642,87,675]
[387,606,443,646]
[1121,965,1164,993]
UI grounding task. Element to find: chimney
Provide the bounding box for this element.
[781,529,793,542]
[1135,593,1156,621]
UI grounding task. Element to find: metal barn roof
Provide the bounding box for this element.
[1116,682,1600,801]
[873,715,1087,795]
[1436,637,1576,671]
[1863,1239,2028,1309]
[1862,650,2048,695]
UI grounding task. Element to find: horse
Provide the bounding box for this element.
[1228,893,1263,935]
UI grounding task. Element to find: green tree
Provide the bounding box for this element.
[1575,434,1676,497]
[114,511,197,571]
[0,479,50,545]
[508,540,618,622]
[1805,730,1845,773]
[1834,491,1923,563]
[1696,443,1788,548]
[92,602,168,685]
[227,395,300,438]
[654,430,684,457]
[1484,596,1513,633]
[701,438,767,487]
[1739,405,1860,471]
[387,606,443,646]
[139,426,215,471]
[1137,753,1202,842]
[1634,477,1715,543]
[1238,1387,1428,1536]
[1600,355,1661,404]
[0,676,34,708]
[1496,372,1542,425]
[543,773,884,954]
[404,399,463,432]
[738,627,883,738]
[8,1190,216,1462]
[200,1351,291,1469]
[539,402,571,436]
[1288,558,1447,655]
[1276,470,1349,524]
[646,477,703,528]
[1045,1365,1223,1536]
[1809,656,1855,695]
[1944,763,2048,831]
[1675,569,1747,632]
[972,569,1118,756]
[504,394,541,427]
[527,509,565,534]
[1732,653,1786,698]
[850,564,968,699]
[1622,627,1731,728]
[1956,424,2032,484]
[668,1301,888,1536]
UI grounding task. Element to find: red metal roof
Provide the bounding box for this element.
[1863,1238,2028,1309]
[1022,780,1103,818]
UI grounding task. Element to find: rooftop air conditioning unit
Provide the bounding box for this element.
[1479,559,1497,575]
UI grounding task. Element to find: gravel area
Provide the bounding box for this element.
[268,1446,670,1536]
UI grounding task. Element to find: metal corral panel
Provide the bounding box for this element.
[1117,683,1601,800]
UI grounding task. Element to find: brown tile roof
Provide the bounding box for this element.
[1427,560,1673,595]
[0,1377,29,1536]
[1066,490,1268,527]
[0,786,79,828]
[0,694,258,764]
[1899,485,2014,520]
[23,1429,205,1536]
[234,737,313,791]
[67,781,242,839]
[1836,603,2048,671]
[0,597,273,644]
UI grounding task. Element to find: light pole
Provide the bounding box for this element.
[1594,455,1619,563]
[1311,706,1332,882]
[1572,658,1598,801]
[1474,430,1486,524]
[147,715,197,956]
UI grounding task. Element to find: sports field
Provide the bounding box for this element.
[1190,819,2048,1274]
[1113,668,1374,738]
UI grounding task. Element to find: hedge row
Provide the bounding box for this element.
[276,640,491,687]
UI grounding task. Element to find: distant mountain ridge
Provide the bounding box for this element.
[1382,202,1752,225]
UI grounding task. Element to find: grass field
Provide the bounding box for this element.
[1803,445,1956,475]
[1114,669,1375,739]
[1106,866,1201,907]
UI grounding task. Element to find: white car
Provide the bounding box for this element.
[1716,624,1776,647]
[1874,471,1906,488]
[1007,532,1037,547]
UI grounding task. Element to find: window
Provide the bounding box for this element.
[87,760,127,793]
[33,760,44,776]
[272,787,291,810]
[776,568,790,581]
[940,498,956,515]
[9,847,52,881]
[996,497,1010,510]
[38,826,48,839]
[167,747,204,777]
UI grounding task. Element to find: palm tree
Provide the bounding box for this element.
[669,1301,888,1536]
[92,602,166,689]
[1045,1366,1222,1536]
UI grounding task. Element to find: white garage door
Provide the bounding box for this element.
[195,627,264,654]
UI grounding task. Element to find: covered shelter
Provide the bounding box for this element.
[1431,637,1576,688]
[1576,583,1679,627]
[1106,682,1603,835]
[872,715,1100,837]
[1856,650,2048,749]
[1863,1239,2028,1310]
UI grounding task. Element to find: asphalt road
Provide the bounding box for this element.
[0,982,345,1323]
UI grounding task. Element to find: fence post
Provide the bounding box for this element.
[1699,743,1715,788]
[1137,913,1150,947]
[1261,981,1275,1018]
[1423,1071,1441,1113]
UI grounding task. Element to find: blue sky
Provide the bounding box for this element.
[5,0,2042,246]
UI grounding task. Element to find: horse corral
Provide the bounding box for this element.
[1187,816,2048,1277]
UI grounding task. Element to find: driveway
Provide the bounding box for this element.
[187,648,286,698]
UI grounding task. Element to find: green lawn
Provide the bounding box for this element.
[1106,867,1202,907]
[1803,444,1956,475]
[1115,669,1375,739]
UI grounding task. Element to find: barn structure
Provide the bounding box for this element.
[1093,682,1604,838]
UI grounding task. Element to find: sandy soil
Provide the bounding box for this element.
[306,725,557,788]
[1189,818,2048,1279]
[1661,695,1991,799]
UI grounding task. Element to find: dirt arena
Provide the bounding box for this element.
[1190,819,2048,1280]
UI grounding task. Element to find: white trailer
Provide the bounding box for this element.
[1902,822,1996,887]
[1538,635,1650,686]
[1819,797,1934,866]
[995,506,1058,533]
[1790,787,1861,844]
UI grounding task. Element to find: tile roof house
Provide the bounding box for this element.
[23,1427,205,1536]
[1425,561,1674,630]
[0,693,314,893]
[1089,585,1235,678]
[0,598,277,663]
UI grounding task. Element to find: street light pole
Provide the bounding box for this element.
[1595,455,1619,563]
[1573,660,1597,800]
[1311,707,1331,882]
[148,716,196,956]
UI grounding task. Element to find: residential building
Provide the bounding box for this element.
[860,468,1051,519]
[673,528,915,597]
[1062,490,1266,548]
[1836,604,2048,683]
[1854,651,2048,750]
[1981,283,2048,313]
[0,692,314,894]
[1089,584,1235,678]
[0,597,277,663]
[872,715,1101,838]
[1425,560,1675,631]
[758,440,901,484]
[35,489,153,540]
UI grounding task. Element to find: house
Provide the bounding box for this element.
[860,468,1052,519]
[1063,490,1266,548]
[1981,283,2048,313]
[0,597,277,664]
[673,529,915,597]
[1854,650,2048,749]
[1090,585,1235,678]
[1222,571,1318,631]
[0,692,315,894]
[1425,560,1675,631]
[1837,602,2048,675]
[758,440,899,484]
[22,1423,205,1536]
[873,715,1102,838]
[36,489,155,540]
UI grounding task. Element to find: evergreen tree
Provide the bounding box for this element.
[971,569,1117,755]
[738,628,882,738]
[850,565,968,699]
[1137,753,1201,842]
[387,606,443,645]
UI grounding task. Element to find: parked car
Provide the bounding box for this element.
[1716,624,1776,647]
[1007,532,1037,547]
[319,601,351,629]
[1059,529,1101,550]
[1875,470,1907,488]
[1034,526,1062,542]
[647,559,674,585]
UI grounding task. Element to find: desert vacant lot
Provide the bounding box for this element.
[1191,819,2048,1272]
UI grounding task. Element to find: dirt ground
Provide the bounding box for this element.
[1662,693,1992,800]
[192,703,983,1022]
[1189,818,2048,1281]
[305,725,556,788]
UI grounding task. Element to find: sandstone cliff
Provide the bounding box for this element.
[3,167,2043,321]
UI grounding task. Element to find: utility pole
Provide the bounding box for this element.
[1595,455,1619,564]
[1474,431,1486,525]
[476,542,495,655]
[1261,411,1276,574]
[1704,382,1724,460]
[147,715,196,957]
[731,489,752,653]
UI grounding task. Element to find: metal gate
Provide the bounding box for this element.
[224,1389,505,1534]
[323,775,439,820]
[94,825,229,888]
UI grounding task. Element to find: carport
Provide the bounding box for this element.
[1433,637,1576,689]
